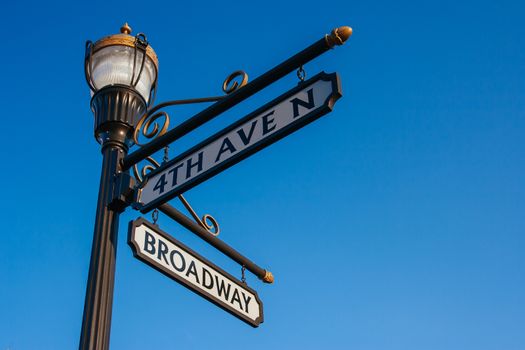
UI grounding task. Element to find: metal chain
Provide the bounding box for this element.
[297,65,306,82]
[163,145,169,164]
[241,265,246,284]
[152,209,159,225]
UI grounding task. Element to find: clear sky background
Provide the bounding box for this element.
[0,0,524,349]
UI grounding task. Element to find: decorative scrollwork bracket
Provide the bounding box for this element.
[132,155,220,236]
[130,70,249,236]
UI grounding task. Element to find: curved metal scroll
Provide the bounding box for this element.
[133,70,249,146]
[133,111,170,146]
[222,70,249,94]
[132,156,161,182]
[178,195,220,236]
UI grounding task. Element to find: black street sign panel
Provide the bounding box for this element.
[128,218,264,327]
[135,71,342,213]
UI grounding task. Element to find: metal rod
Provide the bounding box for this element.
[158,203,274,283]
[122,26,352,170]
[145,96,224,117]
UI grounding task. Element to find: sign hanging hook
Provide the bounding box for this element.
[297,65,306,82]
[163,145,169,164]
[241,265,247,285]
[152,208,159,225]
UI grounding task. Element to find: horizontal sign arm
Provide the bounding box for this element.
[158,203,274,283]
[122,26,351,170]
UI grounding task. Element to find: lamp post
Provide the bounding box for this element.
[79,22,351,348]
[80,24,159,350]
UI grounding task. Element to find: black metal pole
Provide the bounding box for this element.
[80,86,146,350]
[122,26,352,170]
[158,203,274,283]
[79,146,124,350]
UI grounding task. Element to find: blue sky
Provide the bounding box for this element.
[0,0,524,349]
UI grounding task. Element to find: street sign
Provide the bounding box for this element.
[128,218,264,327]
[135,71,342,212]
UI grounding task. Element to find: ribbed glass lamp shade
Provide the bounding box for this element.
[90,45,156,103]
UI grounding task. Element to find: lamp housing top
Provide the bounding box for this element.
[85,23,159,104]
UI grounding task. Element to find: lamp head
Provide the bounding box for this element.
[85,24,159,146]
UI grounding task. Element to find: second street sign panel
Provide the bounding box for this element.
[128,218,264,327]
[136,71,342,212]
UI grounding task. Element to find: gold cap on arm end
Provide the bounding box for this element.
[325,26,353,48]
[261,271,274,284]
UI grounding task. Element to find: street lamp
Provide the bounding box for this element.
[80,24,158,350]
[79,21,351,348]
